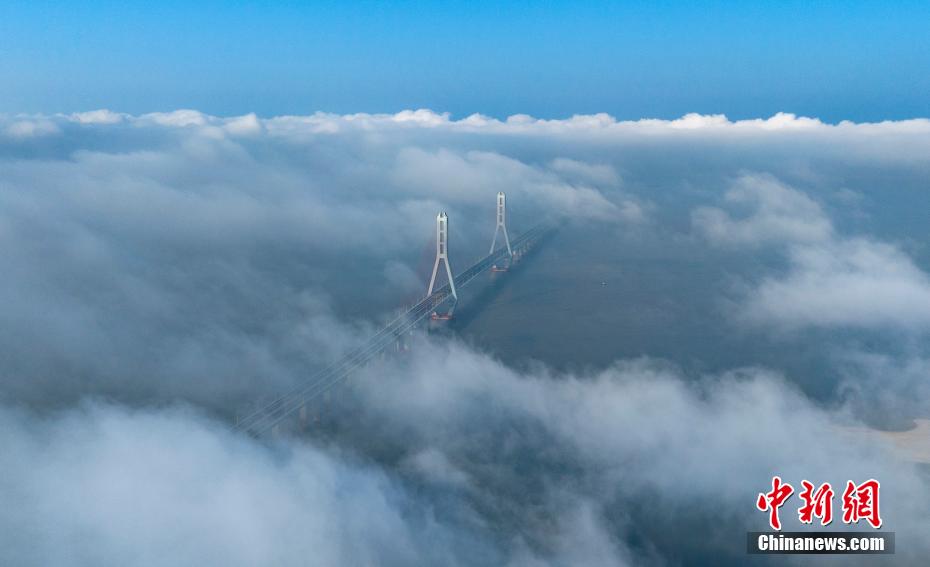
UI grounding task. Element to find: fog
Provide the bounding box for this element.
[1,109,929,565]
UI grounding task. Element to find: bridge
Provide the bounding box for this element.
[234,193,555,437]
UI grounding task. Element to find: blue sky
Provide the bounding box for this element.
[1,0,928,121]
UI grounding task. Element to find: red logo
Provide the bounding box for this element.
[756,476,794,530]
[798,480,834,526]
[757,477,881,530]
[842,479,882,529]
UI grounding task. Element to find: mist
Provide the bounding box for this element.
[2,109,930,565]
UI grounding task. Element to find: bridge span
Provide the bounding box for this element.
[235,196,555,437]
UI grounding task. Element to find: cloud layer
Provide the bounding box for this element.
[2,108,930,565]
[3,345,927,566]
[695,174,930,330]
[0,402,494,567]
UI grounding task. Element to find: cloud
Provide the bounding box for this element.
[223,113,263,136]
[254,108,927,141]
[692,174,833,247]
[337,340,930,564]
[139,109,210,127]
[9,107,928,138]
[392,148,633,222]
[0,108,641,411]
[4,342,928,566]
[548,158,621,187]
[69,109,126,124]
[667,112,731,129]
[402,447,470,488]
[695,174,930,331]
[390,108,452,126]
[743,238,930,329]
[2,107,930,565]
[0,401,493,567]
[3,118,60,138]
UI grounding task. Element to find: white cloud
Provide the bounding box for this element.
[392,148,630,222]
[668,112,730,129]
[695,175,930,330]
[2,108,929,138]
[692,174,833,247]
[0,402,483,567]
[666,111,824,131]
[5,342,929,566]
[3,118,60,138]
[390,108,451,126]
[743,238,930,329]
[345,340,930,560]
[69,109,126,124]
[139,109,210,127]
[223,113,263,136]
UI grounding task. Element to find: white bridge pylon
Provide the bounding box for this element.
[489,191,513,261]
[488,192,513,258]
[427,194,514,320]
[427,211,457,319]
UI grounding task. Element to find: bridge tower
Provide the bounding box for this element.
[427,211,457,319]
[490,192,513,271]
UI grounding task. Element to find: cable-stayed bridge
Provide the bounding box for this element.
[235,194,554,437]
